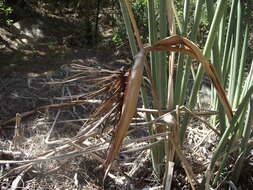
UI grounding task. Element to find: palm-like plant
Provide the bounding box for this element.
[104,0,252,189]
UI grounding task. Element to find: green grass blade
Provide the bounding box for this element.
[205,0,223,128]
[147,0,168,177]
[205,0,221,78]
[147,0,158,94]
[119,0,138,56]
[209,85,253,170]
[221,0,238,81]
[228,0,242,108]
[218,3,227,58]
[178,0,204,106]
[241,62,253,102]
[223,35,235,83]
[158,0,168,107]
[233,96,253,182]
[200,85,253,187]
[233,7,249,107]
[180,0,227,141]
[174,0,190,105]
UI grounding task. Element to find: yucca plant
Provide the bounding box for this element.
[201,0,253,188]
[104,0,252,189]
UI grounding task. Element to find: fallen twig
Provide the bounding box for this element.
[0,99,100,126]
[10,165,32,190]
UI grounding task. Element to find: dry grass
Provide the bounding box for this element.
[0,62,217,189]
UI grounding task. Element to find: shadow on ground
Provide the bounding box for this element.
[0,14,131,121]
[0,13,130,76]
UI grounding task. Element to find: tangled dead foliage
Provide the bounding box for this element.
[0,63,156,189]
[0,62,220,189]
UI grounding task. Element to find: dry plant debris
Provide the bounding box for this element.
[0,63,160,189]
[0,36,226,189]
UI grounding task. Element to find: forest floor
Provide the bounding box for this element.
[0,11,142,190]
[0,12,202,190]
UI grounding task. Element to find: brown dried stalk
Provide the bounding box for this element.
[104,35,233,180]
[104,49,146,177]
